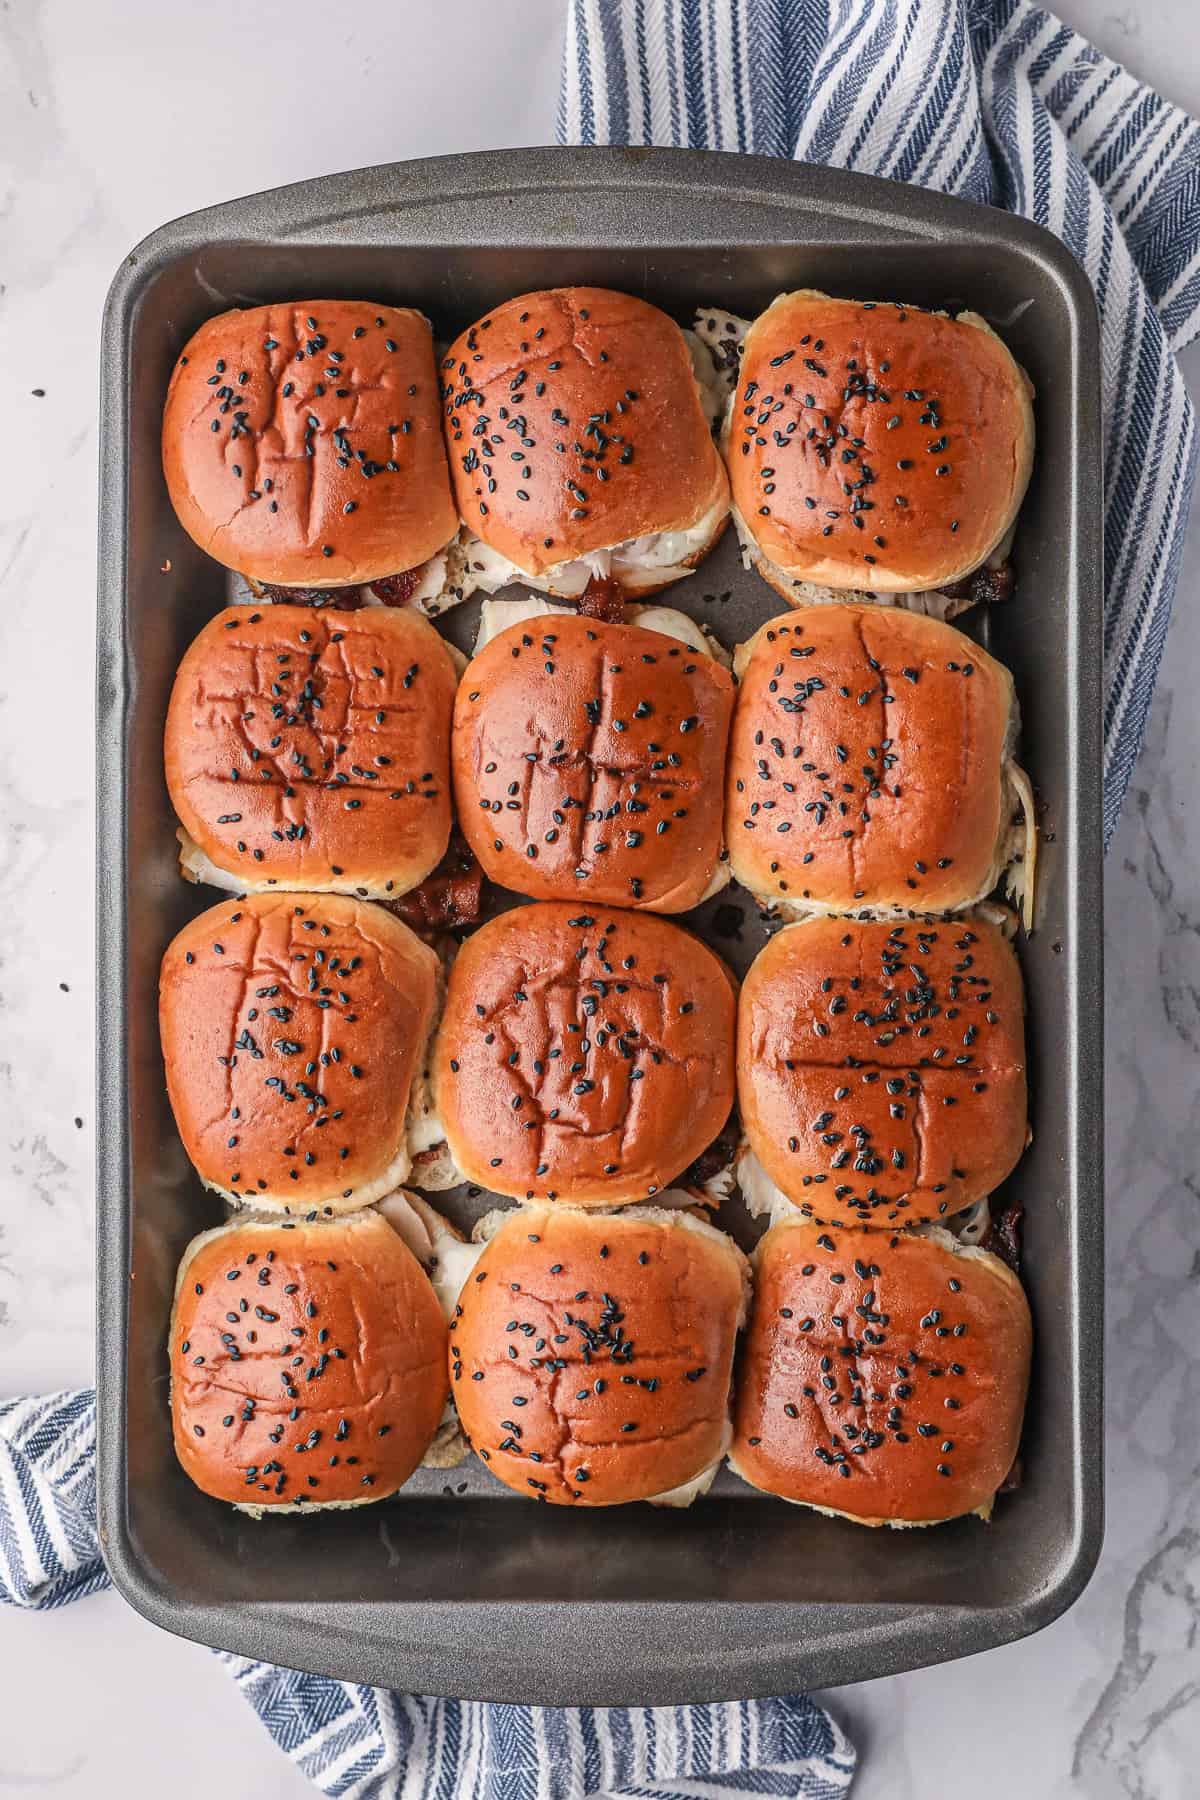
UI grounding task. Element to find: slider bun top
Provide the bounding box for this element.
[441,287,729,577]
[162,300,457,587]
[166,603,457,899]
[450,1202,747,1505]
[159,892,439,1213]
[433,903,737,1206]
[727,289,1033,594]
[737,913,1027,1228]
[730,1216,1032,1525]
[170,1210,448,1510]
[726,606,1015,913]
[452,613,734,910]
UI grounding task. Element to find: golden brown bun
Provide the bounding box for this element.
[451,1204,744,1504]
[726,607,1014,911]
[162,301,457,586]
[441,288,729,578]
[730,1218,1032,1524]
[170,1212,447,1510]
[166,604,457,898]
[727,291,1033,592]
[738,915,1026,1227]
[452,614,734,910]
[433,904,737,1205]
[159,893,439,1212]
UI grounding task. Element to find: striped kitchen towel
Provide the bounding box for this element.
[560,0,1200,846]
[0,1392,856,1799]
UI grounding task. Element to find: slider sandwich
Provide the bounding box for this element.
[725,605,1036,927]
[169,1207,450,1512]
[162,300,465,613]
[449,1202,749,1506]
[729,1217,1032,1527]
[158,892,452,1211]
[442,287,730,605]
[700,289,1033,617]
[735,914,1028,1230]
[453,602,734,910]
[166,604,457,899]
[431,903,738,1207]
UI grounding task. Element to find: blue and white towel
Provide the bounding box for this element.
[560,0,1200,846]
[0,1392,856,1799]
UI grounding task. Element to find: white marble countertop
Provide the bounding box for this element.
[2,0,1198,1792]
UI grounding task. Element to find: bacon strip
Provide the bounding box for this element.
[939,558,1015,607]
[980,1198,1023,1273]
[577,573,627,622]
[682,1116,741,1190]
[258,584,362,609]
[254,566,426,609]
[370,568,422,606]
[384,830,484,932]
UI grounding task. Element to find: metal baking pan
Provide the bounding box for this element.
[96,146,1104,1704]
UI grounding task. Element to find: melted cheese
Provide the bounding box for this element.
[1003,759,1037,933]
[472,596,720,658]
[735,1147,797,1225]
[457,494,730,601]
[375,1190,484,1320]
